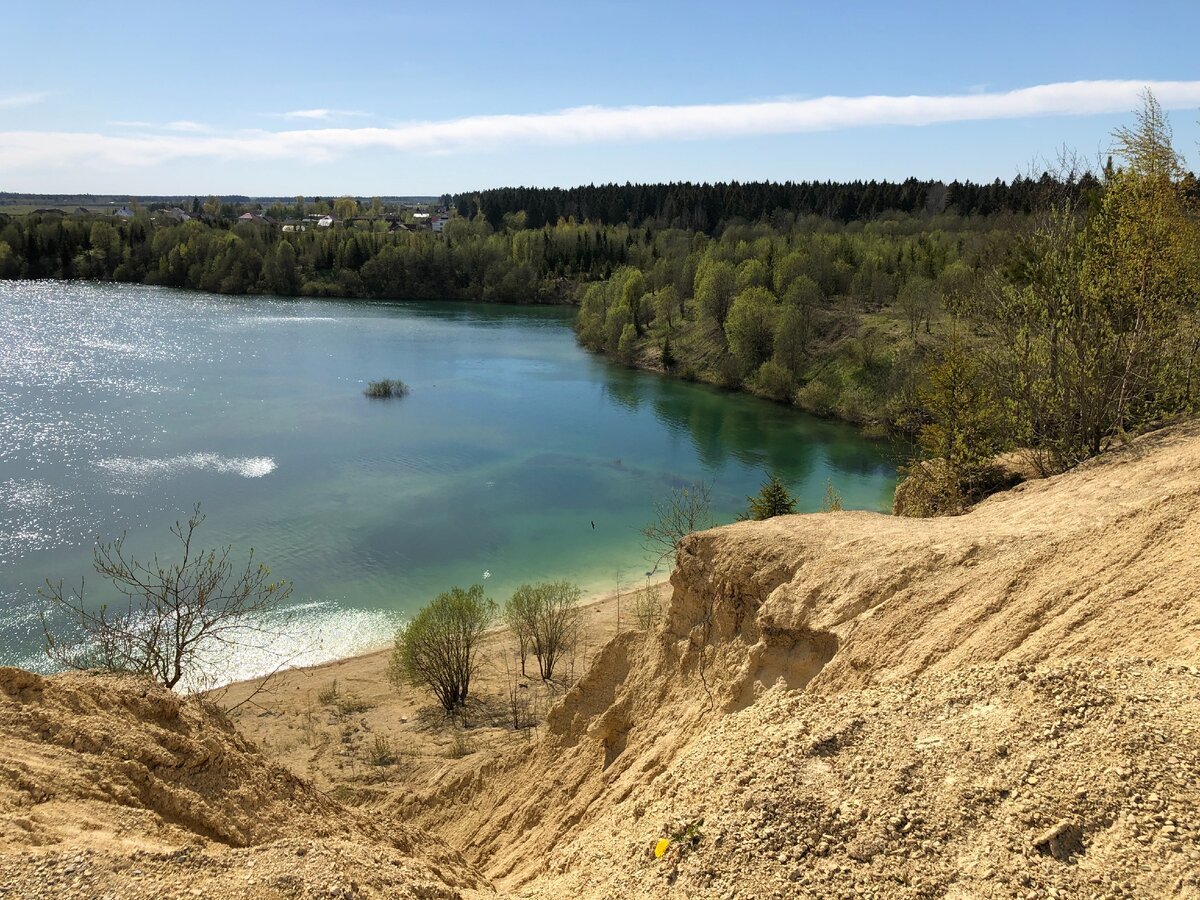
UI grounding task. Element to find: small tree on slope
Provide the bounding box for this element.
[743,474,797,520]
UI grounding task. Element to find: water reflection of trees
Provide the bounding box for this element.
[600,363,899,487]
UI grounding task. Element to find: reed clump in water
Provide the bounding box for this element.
[364,379,410,399]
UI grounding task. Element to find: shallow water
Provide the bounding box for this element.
[0,280,901,683]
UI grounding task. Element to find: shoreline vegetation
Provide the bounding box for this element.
[0,176,1089,449]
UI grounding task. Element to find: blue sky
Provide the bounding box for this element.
[3,1,1199,195]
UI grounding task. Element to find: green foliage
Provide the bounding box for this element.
[896,276,938,337]
[10,101,1194,482]
[751,359,796,402]
[363,379,409,399]
[617,321,639,363]
[965,91,1200,474]
[661,333,676,370]
[390,585,496,713]
[915,331,1003,498]
[724,287,778,376]
[632,582,662,630]
[694,259,736,325]
[743,474,797,521]
[503,581,581,681]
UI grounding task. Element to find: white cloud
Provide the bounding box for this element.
[4,80,1200,172]
[276,108,370,120]
[0,91,48,109]
[164,120,209,132]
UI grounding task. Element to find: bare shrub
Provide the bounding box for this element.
[446,729,476,759]
[641,481,714,568]
[366,734,395,766]
[317,679,340,704]
[334,693,374,717]
[40,504,292,692]
[502,653,535,729]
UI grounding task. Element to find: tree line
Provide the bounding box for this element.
[448,174,1116,232]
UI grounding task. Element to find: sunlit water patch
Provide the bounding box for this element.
[24,596,403,691]
[96,453,278,485]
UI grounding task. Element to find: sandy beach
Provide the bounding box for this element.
[217,579,670,796]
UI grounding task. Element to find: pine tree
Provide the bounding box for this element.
[744,474,797,520]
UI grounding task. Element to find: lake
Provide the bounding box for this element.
[0,280,901,684]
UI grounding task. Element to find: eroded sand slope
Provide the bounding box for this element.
[411,422,1200,898]
[0,668,492,899]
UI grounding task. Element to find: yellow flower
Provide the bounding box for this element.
[654,838,670,859]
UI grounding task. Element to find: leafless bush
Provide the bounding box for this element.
[502,654,535,729]
[366,734,395,766]
[318,679,340,704]
[40,504,293,693]
[641,481,714,568]
[445,729,476,759]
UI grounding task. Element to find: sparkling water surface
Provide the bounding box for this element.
[0,281,901,684]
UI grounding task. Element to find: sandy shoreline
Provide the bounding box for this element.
[218,578,670,793]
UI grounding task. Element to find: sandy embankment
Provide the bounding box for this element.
[217,580,670,795]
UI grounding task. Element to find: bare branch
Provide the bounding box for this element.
[39,503,294,694]
[640,480,714,568]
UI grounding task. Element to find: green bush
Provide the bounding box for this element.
[795,378,837,416]
[390,585,496,713]
[632,583,662,630]
[892,458,1019,517]
[504,581,582,680]
[751,359,796,402]
[743,474,797,520]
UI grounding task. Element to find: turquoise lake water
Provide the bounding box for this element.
[0,280,901,683]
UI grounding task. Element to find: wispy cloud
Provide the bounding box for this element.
[4,80,1200,171]
[0,91,48,109]
[107,120,211,132]
[275,108,370,121]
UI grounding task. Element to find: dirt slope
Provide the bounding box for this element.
[409,422,1200,897]
[0,667,491,899]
